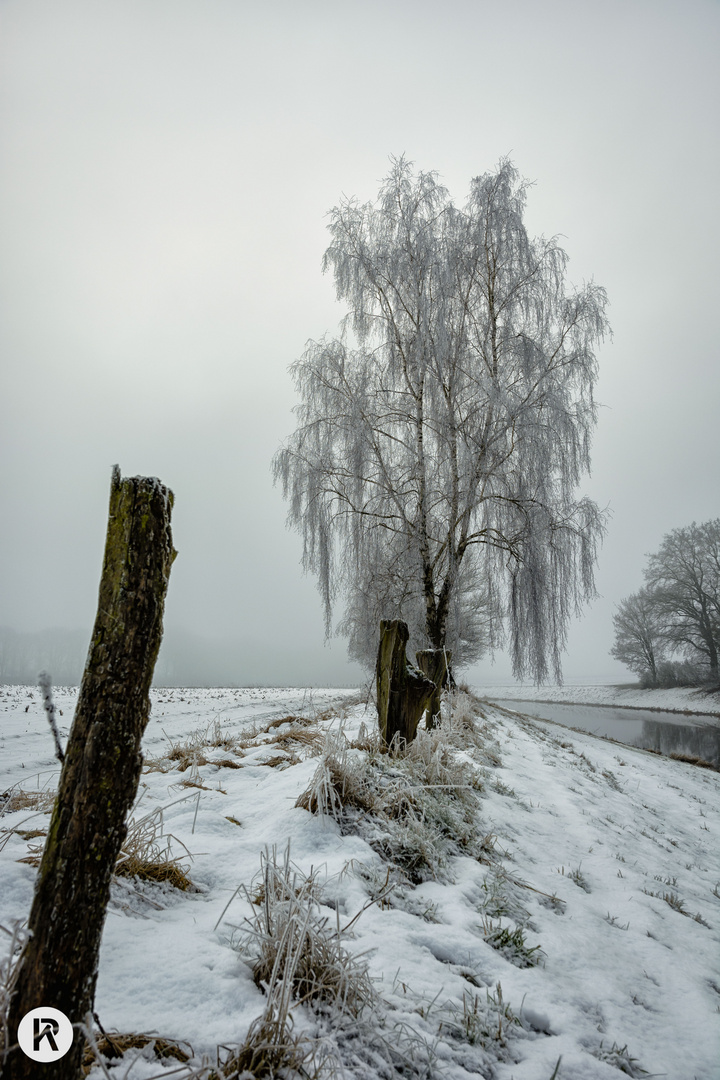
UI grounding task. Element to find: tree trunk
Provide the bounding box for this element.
[4,467,175,1080]
[376,620,435,748]
[707,634,718,681]
[415,649,452,730]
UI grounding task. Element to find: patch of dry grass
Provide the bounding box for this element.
[261,727,324,755]
[168,748,210,772]
[260,753,300,770]
[260,714,314,732]
[15,847,44,868]
[148,717,324,785]
[82,1031,192,1076]
[0,787,199,883]
[145,719,247,775]
[114,854,193,890]
[669,752,720,772]
[176,778,224,793]
[15,828,46,840]
[0,788,56,815]
[115,805,195,891]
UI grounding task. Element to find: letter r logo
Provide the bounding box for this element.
[33,1016,60,1051]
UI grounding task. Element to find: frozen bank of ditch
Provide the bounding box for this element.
[478,684,720,769]
[478,682,720,718]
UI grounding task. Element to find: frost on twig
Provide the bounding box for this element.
[38,671,64,764]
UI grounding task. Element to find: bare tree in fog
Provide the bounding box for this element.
[611,520,720,685]
[610,588,667,685]
[645,520,720,681]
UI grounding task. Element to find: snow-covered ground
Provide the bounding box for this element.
[477,683,720,718]
[1,684,719,1079]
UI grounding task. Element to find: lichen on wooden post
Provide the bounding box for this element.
[4,466,176,1080]
[376,620,436,749]
[415,649,452,730]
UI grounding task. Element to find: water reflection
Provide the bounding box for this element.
[489,700,720,767]
[641,719,720,764]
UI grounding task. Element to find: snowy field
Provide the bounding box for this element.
[476,683,720,718]
[1,684,719,1079]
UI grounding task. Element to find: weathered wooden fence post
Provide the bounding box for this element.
[376,620,435,748]
[415,649,452,729]
[4,467,175,1080]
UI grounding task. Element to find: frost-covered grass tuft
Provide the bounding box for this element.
[295,705,491,884]
[295,730,375,819]
[592,1040,648,1077]
[481,920,544,967]
[227,845,438,1079]
[662,890,686,913]
[0,921,29,1059]
[438,982,519,1048]
[219,991,328,1080]
[233,845,375,1019]
[641,885,712,926]
[557,864,590,892]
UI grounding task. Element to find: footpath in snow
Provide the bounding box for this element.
[0,684,719,1079]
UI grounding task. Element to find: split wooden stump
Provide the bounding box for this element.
[4,467,175,1080]
[415,649,452,729]
[376,620,436,748]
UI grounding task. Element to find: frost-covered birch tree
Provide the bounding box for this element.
[273,159,609,680]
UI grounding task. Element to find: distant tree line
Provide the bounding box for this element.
[0,626,235,687]
[611,519,720,687]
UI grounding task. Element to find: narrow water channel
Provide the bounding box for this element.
[486,699,720,767]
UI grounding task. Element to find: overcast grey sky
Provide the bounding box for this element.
[1,0,718,686]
